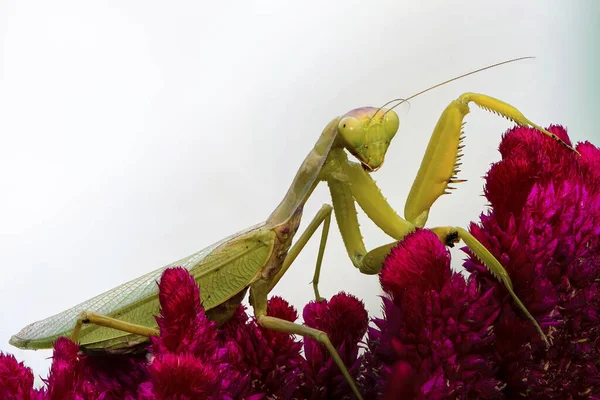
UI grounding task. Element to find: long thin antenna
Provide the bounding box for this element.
[378,56,535,118]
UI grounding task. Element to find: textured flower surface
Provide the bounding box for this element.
[0,353,45,400]
[360,229,504,400]
[464,125,600,399]
[302,292,369,399]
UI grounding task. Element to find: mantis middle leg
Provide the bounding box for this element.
[269,204,333,301]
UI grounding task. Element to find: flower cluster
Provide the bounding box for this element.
[464,125,600,398]
[360,125,600,399]
[0,267,368,399]
[359,229,503,399]
[1,124,598,399]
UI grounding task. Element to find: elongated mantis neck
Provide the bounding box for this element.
[266,117,340,226]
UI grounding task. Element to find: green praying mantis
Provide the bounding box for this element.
[10,58,577,400]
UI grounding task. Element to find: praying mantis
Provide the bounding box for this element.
[9,59,576,400]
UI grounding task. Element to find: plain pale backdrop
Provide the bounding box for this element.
[1,0,598,386]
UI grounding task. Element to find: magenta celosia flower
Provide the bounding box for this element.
[141,352,221,399]
[360,125,600,399]
[302,292,369,399]
[217,297,307,398]
[45,338,91,399]
[141,266,239,399]
[0,353,45,399]
[464,125,600,398]
[362,229,504,399]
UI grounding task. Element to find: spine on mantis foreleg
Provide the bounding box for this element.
[461,92,578,153]
[405,101,469,227]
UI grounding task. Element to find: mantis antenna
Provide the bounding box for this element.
[370,97,409,117]
[369,56,536,123]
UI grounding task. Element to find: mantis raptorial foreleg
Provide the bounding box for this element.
[71,311,159,344]
[405,92,578,228]
[324,150,415,275]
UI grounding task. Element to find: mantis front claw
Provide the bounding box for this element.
[405,92,579,229]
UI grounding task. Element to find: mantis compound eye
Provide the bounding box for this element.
[338,116,365,147]
[382,110,400,138]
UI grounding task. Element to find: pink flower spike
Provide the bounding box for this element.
[146,352,219,399]
[380,229,451,299]
[363,229,503,399]
[465,125,600,398]
[45,338,87,399]
[303,292,368,398]
[0,352,44,400]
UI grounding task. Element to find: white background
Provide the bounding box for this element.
[1,0,597,386]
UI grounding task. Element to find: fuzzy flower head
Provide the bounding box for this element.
[380,228,451,299]
[365,229,503,399]
[218,297,307,398]
[302,292,369,399]
[151,266,220,358]
[0,353,45,400]
[145,267,244,398]
[465,125,600,398]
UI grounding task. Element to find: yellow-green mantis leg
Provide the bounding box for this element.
[310,212,330,301]
[431,226,550,346]
[405,92,578,228]
[268,204,333,301]
[71,311,159,344]
[323,149,416,275]
[250,279,364,400]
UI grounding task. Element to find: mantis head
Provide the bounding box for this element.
[338,107,400,172]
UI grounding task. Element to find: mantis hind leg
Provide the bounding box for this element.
[431,225,550,347]
[71,311,159,344]
[257,315,363,400]
[251,280,363,400]
[268,204,333,301]
[404,92,578,228]
[310,207,331,301]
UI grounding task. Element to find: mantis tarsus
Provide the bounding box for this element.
[10,59,576,400]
